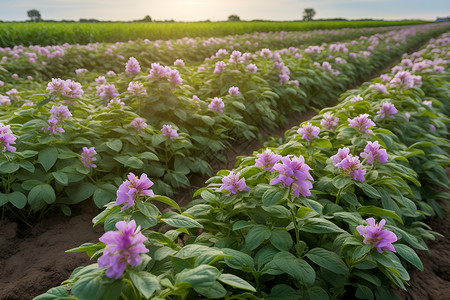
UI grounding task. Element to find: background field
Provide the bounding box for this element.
[0,20,429,47]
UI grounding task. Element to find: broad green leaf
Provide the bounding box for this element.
[151,195,181,213]
[162,212,202,228]
[357,206,403,224]
[106,139,123,152]
[306,248,349,275]
[272,251,316,286]
[267,284,300,300]
[306,286,330,300]
[333,175,352,189]
[38,147,58,171]
[222,248,255,270]
[269,229,293,251]
[72,276,105,300]
[301,218,346,234]
[218,273,256,292]
[0,161,19,174]
[8,192,27,209]
[357,183,381,199]
[33,286,72,300]
[52,172,68,185]
[194,281,226,299]
[395,244,423,271]
[129,270,159,299]
[175,265,219,288]
[262,188,282,206]
[246,225,272,250]
[65,182,96,204]
[28,184,55,209]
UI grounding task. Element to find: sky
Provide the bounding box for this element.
[0,0,449,22]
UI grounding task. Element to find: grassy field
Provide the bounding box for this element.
[0,20,430,47]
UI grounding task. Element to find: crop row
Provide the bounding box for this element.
[0,20,429,48]
[0,24,437,82]
[35,32,450,300]
[0,24,448,221]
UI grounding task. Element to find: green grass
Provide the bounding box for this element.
[0,20,430,47]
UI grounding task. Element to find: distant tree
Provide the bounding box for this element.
[228,14,241,22]
[303,8,316,21]
[142,15,152,22]
[27,9,41,22]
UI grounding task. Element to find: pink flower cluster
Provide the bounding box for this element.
[125,57,141,75]
[161,124,178,140]
[348,114,376,134]
[98,220,149,279]
[46,78,84,98]
[148,63,182,86]
[255,148,282,171]
[360,141,388,165]
[228,86,240,96]
[0,95,11,106]
[208,97,224,113]
[116,173,155,210]
[320,113,339,131]
[50,105,72,122]
[270,155,314,197]
[219,171,250,195]
[331,148,366,182]
[127,82,147,96]
[213,61,226,74]
[389,70,415,89]
[131,118,147,133]
[0,123,16,152]
[350,95,364,103]
[106,98,125,110]
[356,218,397,253]
[369,83,387,94]
[377,102,398,119]
[297,122,320,142]
[80,147,97,168]
[96,84,119,101]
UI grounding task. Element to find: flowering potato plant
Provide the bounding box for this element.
[36,33,448,299]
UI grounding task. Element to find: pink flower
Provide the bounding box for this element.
[125,57,140,75]
[270,155,314,197]
[247,63,258,73]
[360,141,388,165]
[208,97,224,113]
[64,80,84,98]
[75,68,87,74]
[219,171,250,195]
[50,105,72,122]
[165,67,183,87]
[390,71,414,89]
[377,102,398,119]
[379,74,391,82]
[0,95,11,106]
[255,149,282,171]
[116,173,155,210]
[98,220,149,279]
[80,147,97,168]
[96,84,119,101]
[148,63,166,78]
[429,124,436,131]
[95,76,107,84]
[47,78,70,96]
[131,118,147,133]
[423,100,432,107]
[356,218,397,253]
[106,98,125,110]
[348,114,376,134]
[320,112,339,131]
[161,124,178,140]
[0,123,16,152]
[41,118,65,135]
[405,112,411,121]
[335,154,366,182]
[214,61,226,74]
[127,82,147,96]
[331,147,350,167]
[228,86,240,96]
[369,83,387,94]
[350,95,363,103]
[174,59,185,66]
[297,122,320,142]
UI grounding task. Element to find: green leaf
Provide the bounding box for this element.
[175,265,219,288]
[0,193,7,207]
[194,281,226,299]
[28,184,56,209]
[222,248,255,271]
[332,175,352,189]
[106,139,123,152]
[65,182,96,204]
[151,195,181,213]
[306,286,330,300]
[8,192,27,209]
[201,115,215,126]
[52,172,68,185]
[357,183,381,199]
[129,270,159,299]
[357,206,403,224]
[137,201,160,218]
[301,218,346,234]
[312,139,332,148]
[72,276,105,300]
[125,156,144,169]
[0,161,19,174]
[162,212,202,228]
[246,225,272,250]
[268,284,300,300]
[306,248,349,275]
[272,251,316,286]
[93,187,116,208]
[38,147,58,171]
[101,280,122,300]
[218,273,256,292]
[262,188,282,206]
[19,160,35,173]
[270,229,293,251]
[33,286,72,300]
[352,244,372,261]
[138,152,159,161]
[353,270,382,286]
[355,284,374,300]
[394,244,423,271]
